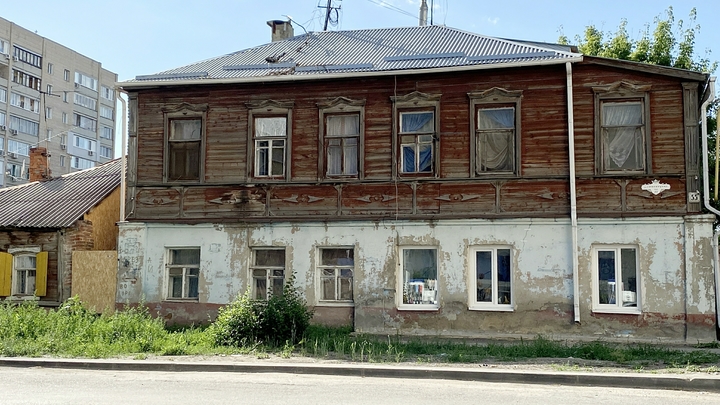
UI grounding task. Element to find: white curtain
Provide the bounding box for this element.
[327,115,359,175]
[602,103,642,169]
[477,108,514,171]
[172,119,201,140]
[255,117,286,137]
[401,112,434,133]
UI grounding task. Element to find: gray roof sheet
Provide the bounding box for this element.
[0,159,122,229]
[123,25,580,86]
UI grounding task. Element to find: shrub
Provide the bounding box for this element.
[211,274,313,347]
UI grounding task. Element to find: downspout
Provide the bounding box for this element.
[117,89,128,223]
[566,62,581,324]
[700,77,720,331]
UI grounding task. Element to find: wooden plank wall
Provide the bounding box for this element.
[129,62,694,222]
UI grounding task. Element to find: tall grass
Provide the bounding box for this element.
[0,298,717,369]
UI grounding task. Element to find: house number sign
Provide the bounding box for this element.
[641,179,671,195]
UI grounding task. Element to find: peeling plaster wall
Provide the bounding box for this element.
[117,215,717,341]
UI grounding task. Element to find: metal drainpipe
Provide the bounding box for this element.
[700,77,720,331]
[566,62,581,324]
[116,89,128,224]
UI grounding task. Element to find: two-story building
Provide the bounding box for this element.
[117,23,717,342]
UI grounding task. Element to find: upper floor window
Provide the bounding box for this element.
[8,139,31,156]
[469,88,522,176]
[0,87,6,103]
[318,97,365,179]
[73,134,96,151]
[63,69,70,81]
[73,113,97,131]
[47,63,53,74]
[100,105,114,120]
[247,100,293,180]
[593,81,651,175]
[75,71,98,91]
[71,156,95,170]
[101,86,114,100]
[101,126,113,140]
[168,119,202,181]
[0,39,8,55]
[9,116,39,136]
[12,69,41,91]
[391,92,440,177]
[13,46,42,68]
[74,93,97,111]
[100,145,112,159]
[10,92,39,114]
[162,103,207,183]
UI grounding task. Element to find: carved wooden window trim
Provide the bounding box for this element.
[391,91,441,179]
[317,97,365,181]
[246,100,294,182]
[468,88,523,178]
[592,81,652,176]
[162,103,208,184]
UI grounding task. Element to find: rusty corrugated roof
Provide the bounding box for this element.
[122,25,580,86]
[0,159,121,228]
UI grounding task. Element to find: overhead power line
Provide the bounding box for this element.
[365,0,417,21]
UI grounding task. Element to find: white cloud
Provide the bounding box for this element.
[487,17,499,25]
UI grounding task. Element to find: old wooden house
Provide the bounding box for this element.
[117,23,717,342]
[0,149,121,307]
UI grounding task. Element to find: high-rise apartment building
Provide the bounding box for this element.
[0,17,117,187]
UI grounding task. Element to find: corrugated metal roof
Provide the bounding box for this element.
[0,159,122,229]
[123,25,580,86]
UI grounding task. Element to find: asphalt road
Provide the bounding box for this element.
[1,366,718,404]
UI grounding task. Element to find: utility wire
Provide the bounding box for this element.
[365,0,417,21]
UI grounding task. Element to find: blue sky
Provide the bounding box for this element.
[2,1,718,81]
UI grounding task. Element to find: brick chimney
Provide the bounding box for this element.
[267,20,294,42]
[29,147,52,182]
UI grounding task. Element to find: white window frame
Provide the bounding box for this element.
[101,126,113,140]
[73,134,96,151]
[165,247,200,301]
[316,247,354,306]
[250,248,286,300]
[12,253,37,296]
[100,145,112,158]
[100,105,114,120]
[468,246,513,311]
[253,116,287,178]
[591,245,641,314]
[246,100,293,180]
[71,156,95,170]
[75,71,98,91]
[397,246,439,311]
[101,85,114,100]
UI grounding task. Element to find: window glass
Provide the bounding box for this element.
[401,248,437,306]
[600,101,645,172]
[477,107,515,172]
[319,248,354,302]
[595,247,639,311]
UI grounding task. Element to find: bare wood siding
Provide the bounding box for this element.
[129,62,697,222]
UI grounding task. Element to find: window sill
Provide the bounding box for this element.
[397,304,439,312]
[315,301,354,308]
[592,307,641,315]
[163,298,200,303]
[468,305,514,312]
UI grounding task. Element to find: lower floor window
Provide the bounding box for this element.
[251,248,285,300]
[470,247,512,309]
[593,246,639,312]
[0,251,48,297]
[13,255,36,295]
[167,248,200,300]
[318,248,354,303]
[400,247,438,308]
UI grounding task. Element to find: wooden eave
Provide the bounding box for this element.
[580,55,709,82]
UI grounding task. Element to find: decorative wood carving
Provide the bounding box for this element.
[160,102,208,114]
[209,190,263,205]
[281,194,325,203]
[245,99,294,110]
[434,194,481,202]
[316,97,366,109]
[356,194,396,203]
[136,189,180,206]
